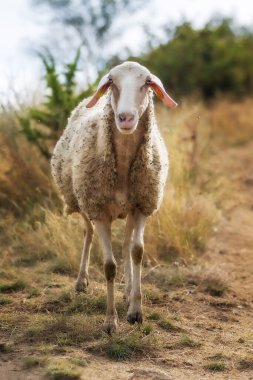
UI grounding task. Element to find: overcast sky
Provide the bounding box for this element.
[1,0,253,104]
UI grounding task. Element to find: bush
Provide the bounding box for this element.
[19,49,94,159]
[129,19,253,99]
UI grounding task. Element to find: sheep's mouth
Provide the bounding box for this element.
[118,126,137,134]
[120,126,133,130]
[116,120,139,134]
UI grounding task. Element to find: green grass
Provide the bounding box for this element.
[102,330,159,360]
[0,343,13,353]
[143,287,162,304]
[50,258,75,276]
[23,355,47,369]
[69,357,88,367]
[147,312,162,321]
[178,335,202,348]
[140,323,153,335]
[158,319,181,332]
[106,340,132,360]
[45,359,82,380]
[104,333,141,360]
[0,296,12,305]
[167,334,202,350]
[0,279,27,293]
[15,255,38,267]
[205,360,226,372]
[14,250,55,268]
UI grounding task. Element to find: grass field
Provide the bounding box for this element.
[0,99,253,379]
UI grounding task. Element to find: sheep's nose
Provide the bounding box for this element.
[118,112,135,123]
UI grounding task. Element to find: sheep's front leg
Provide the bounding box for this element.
[127,211,146,324]
[122,213,135,302]
[75,214,94,292]
[94,219,118,334]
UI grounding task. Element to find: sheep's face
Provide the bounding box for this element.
[109,62,151,134]
[86,61,177,135]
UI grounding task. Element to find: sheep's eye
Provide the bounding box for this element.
[140,84,147,92]
[108,76,113,84]
[141,79,152,91]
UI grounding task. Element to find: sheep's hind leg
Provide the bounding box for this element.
[122,213,135,303]
[75,214,94,292]
[95,219,118,334]
[127,211,146,325]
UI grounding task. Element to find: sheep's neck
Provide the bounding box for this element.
[112,124,144,193]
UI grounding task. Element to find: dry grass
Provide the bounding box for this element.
[207,99,253,147]
[202,271,228,297]
[0,99,223,273]
[0,279,27,293]
[39,288,126,317]
[0,98,253,376]
[0,114,57,217]
[146,191,217,262]
[238,357,253,371]
[145,101,219,261]
[1,98,253,270]
[22,314,102,346]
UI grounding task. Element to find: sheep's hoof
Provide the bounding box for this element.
[102,316,118,335]
[127,310,143,325]
[75,278,88,293]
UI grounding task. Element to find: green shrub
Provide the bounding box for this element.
[131,19,253,99]
[19,49,94,159]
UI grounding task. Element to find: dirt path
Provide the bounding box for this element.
[77,141,253,379]
[80,142,253,378]
[1,141,253,380]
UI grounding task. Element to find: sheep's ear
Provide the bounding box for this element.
[148,74,178,108]
[86,74,112,108]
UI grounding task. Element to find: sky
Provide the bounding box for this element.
[0,0,253,105]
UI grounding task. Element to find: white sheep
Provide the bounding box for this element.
[51,61,177,333]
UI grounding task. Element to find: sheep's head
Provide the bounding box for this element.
[86,61,177,134]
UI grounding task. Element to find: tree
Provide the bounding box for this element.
[31,0,147,74]
[134,19,253,99]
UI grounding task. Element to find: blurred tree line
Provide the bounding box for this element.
[31,0,147,74]
[133,19,253,99]
[22,0,253,157]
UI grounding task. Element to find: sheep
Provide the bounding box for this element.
[51,61,177,334]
